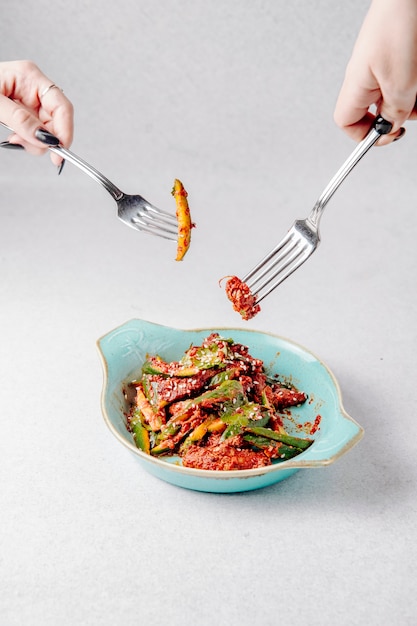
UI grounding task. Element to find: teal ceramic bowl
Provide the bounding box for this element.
[97,319,363,493]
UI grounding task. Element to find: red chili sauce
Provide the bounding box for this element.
[223,276,261,320]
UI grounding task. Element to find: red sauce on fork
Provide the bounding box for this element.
[221,275,261,320]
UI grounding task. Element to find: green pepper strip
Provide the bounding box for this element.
[207,367,239,388]
[179,419,211,453]
[142,356,199,377]
[129,415,151,454]
[243,434,305,460]
[154,421,182,442]
[220,398,271,438]
[152,380,245,453]
[151,440,177,455]
[247,426,313,450]
[222,413,270,440]
[180,379,245,411]
[151,421,181,455]
[181,339,234,371]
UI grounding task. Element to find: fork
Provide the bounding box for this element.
[242,115,393,303]
[0,121,178,240]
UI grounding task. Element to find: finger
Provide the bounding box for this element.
[0,62,74,166]
[334,78,415,146]
[411,95,417,120]
[370,90,416,146]
[0,93,47,155]
[333,65,381,139]
[334,48,417,136]
[378,98,416,144]
[378,86,416,127]
[37,84,74,167]
[38,85,74,148]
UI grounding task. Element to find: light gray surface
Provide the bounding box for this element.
[1,1,416,625]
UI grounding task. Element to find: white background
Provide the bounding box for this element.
[1,1,416,625]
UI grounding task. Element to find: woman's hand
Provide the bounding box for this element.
[334,0,417,144]
[0,60,74,165]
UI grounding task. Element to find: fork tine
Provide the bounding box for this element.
[130,212,178,240]
[140,211,178,234]
[144,204,178,225]
[242,218,319,303]
[244,229,295,289]
[128,198,179,239]
[253,241,312,303]
[130,217,177,240]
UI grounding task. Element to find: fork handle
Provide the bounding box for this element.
[49,145,123,201]
[0,120,123,201]
[308,115,393,226]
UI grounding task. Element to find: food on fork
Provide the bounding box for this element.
[172,178,194,261]
[126,333,313,470]
[222,276,260,320]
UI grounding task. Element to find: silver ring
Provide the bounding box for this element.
[39,84,63,100]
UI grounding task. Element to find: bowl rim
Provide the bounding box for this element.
[97,319,364,479]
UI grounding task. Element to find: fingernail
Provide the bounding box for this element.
[57,160,65,176]
[35,127,60,146]
[0,141,25,150]
[393,127,406,142]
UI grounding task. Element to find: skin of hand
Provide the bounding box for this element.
[0,59,74,165]
[334,0,417,145]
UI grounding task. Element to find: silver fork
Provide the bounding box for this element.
[242,116,393,303]
[0,121,178,240]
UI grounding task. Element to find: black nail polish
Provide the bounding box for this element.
[0,141,25,150]
[35,127,60,146]
[57,160,65,176]
[393,127,406,142]
[374,115,393,135]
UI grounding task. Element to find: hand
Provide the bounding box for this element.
[334,0,417,145]
[0,60,74,165]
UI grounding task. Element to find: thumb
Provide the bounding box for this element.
[0,94,47,154]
